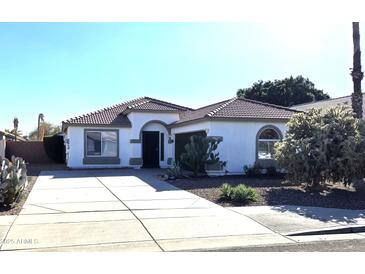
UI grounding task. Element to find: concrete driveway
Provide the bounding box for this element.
[0,169,291,251]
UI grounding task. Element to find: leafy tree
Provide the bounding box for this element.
[180,135,221,176]
[275,106,365,189]
[28,122,61,141]
[237,75,330,107]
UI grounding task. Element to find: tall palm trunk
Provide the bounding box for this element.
[351,22,364,119]
[37,113,44,141]
[13,117,19,142]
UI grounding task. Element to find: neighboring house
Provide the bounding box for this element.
[290,94,365,117]
[62,96,298,174]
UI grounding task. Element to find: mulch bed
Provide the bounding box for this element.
[0,164,67,216]
[167,175,365,210]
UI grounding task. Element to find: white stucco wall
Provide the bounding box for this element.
[66,126,131,169]
[171,119,287,174]
[128,112,180,139]
[171,121,211,135]
[208,120,287,174]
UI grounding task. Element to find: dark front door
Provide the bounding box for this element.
[142,131,160,168]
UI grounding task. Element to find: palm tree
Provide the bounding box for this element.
[37,113,44,141]
[351,22,364,119]
[13,117,19,141]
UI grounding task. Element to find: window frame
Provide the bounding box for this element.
[83,129,120,165]
[85,130,118,157]
[256,126,282,161]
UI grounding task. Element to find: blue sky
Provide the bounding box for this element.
[0,22,362,134]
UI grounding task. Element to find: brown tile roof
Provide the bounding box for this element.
[290,94,365,113]
[173,97,299,126]
[63,96,299,129]
[62,97,192,128]
[125,97,193,113]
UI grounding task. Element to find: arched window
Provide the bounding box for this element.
[257,127,281,160]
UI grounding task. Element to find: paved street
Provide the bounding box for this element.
[204,238,365,252]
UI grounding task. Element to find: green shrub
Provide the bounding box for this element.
[275,107,365,189]
[219,183,258,204]
[166,161,184,179]
[0,156,27,206]
[230,184,258,203]
[180,135,221,176]
[219,183,233,200]
[243,164,261,177]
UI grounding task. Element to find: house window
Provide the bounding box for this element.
[257,128,281,160]
[86,131,118,157]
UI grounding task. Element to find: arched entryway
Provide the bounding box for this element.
[140,120,169,168]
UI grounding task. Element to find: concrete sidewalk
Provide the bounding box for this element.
[0,170,291,252]
[229,206,365,244]
[229,205,365,233]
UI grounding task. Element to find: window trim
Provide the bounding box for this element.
[256,125,283,161]
[83,129,120,165]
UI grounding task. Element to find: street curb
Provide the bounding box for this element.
[287,225,365,236]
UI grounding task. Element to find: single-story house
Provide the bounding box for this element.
[62,96,298,174]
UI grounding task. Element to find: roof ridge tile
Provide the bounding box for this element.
[141,96,193,111]
[127,98,150,109]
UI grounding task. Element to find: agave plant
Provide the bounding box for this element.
[0,156,27,206]
[166,161,184,180]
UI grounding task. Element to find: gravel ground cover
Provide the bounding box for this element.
[167,175,365,209]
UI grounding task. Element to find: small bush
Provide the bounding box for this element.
[219,183,233,200]
[231,184,258,203]
[166,161,184,179]
[219,183,258,204]
[243,164,261,177]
